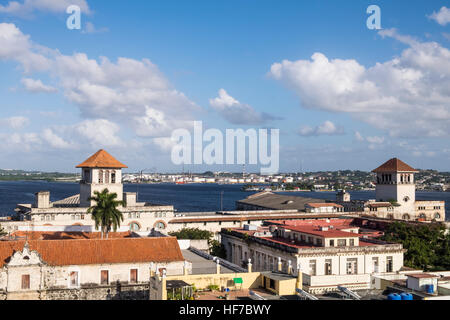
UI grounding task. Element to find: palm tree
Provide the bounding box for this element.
[87,189,125,239]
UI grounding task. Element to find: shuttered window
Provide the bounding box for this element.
[22,274,30,290]
[130,269,138,283]
[101,270,109,285]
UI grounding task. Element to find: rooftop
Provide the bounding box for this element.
[76,149,128,169]
[372,158,418,173]
[237,192,325,211]
[0,237,184,267]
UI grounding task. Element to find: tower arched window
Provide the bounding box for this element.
[105,170,110,184]
[98,170,104,184]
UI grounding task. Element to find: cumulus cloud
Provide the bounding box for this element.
[0,0,91,16]
[354,131,385,150]
[428,6,450,26]
[209,89,279,125]
[21,78,57,93]
[0,23,200,145]
[82,22,108,34]
[269,28,450,138]
[0,116,29,129]
[298,121,344,137]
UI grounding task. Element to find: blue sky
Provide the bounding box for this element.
[0,0,450,173]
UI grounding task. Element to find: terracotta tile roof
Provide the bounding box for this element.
[372,158,418,173]
[76,149,128,169]
[0,237,183,267]
[10,231,132,241]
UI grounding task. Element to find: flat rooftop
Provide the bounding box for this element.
[181,250,234,274]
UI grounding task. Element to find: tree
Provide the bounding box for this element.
[169,228,213,240]
[87,189,125,239]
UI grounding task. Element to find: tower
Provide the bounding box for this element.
[76,149,128,207]
[372,158,418,214]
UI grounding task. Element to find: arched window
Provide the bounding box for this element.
[129,222,140,232]
[111,171,116,184]
[387,214,394,220]
[154,221,166,230]
[98,170,104,184]
[402,214,410,220]
[105,170,110,184]
[403,196,410,203]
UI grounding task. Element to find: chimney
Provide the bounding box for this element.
[247,259,252,273]
[288,260,292,275]
[278,257,282,272]
[35,191,50,209]
[123,192,137,207]
[183,261,189,276]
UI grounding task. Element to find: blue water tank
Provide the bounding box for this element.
[426,284,434,294]
[388,293,401,300]
[400,293,413,300]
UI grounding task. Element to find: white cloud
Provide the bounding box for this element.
[0,23,201,142]
[42,128,71,149]
[428,6,450,26]
[21,78,57,93]
[82,22,108,34]
[72,119,122,147]
[270,29,450,138]
[0,116,29,129]
[298,121,344,136]
[209,89,278,125]
[354,131,364,142]
[0,0,91,16]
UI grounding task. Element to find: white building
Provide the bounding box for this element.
[221,219,405,294]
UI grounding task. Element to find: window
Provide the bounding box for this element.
[98,170,104,183]
[130,269,138,283]
[337,239,346,247]
[156,222,165,230]
[105,170,110,184]
[325,259,332,275]
[51,215,56,221]
[372,257,379,273]
[111,172,116,184]
[349,239,355,246]
[80,215,85,220]
[435,213,441,220]
[100,270,109,285]
[130,222,140,232]
[21,274,30,290]
[316,238,323,246]
[203,222,207,226]
[346,258,357,275]
[70,271,79,287]
[71,215,75,220]
[386,256,393,273]
[309,260,316,276]
[83,169,90,182]
[329,239,335,247]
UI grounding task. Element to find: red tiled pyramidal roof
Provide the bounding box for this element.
[372,158,418,173]
[76,149,128,168]
[0,237,183,267]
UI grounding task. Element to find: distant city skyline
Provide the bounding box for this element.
[0,1,450,172]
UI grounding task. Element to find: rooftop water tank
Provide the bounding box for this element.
[388,293,401,300]
[426,284,434,294]
[400,293,413,300]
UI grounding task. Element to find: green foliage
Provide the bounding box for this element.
[169,228,213,240]
[207,284,220,291]
[87,188,125,239]
[209,239,226,259]
[0,225,6,237]
[382,222,448,271]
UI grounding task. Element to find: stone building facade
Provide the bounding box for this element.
[0,237,187,300]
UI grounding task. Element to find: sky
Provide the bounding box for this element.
[0,0,450,173]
